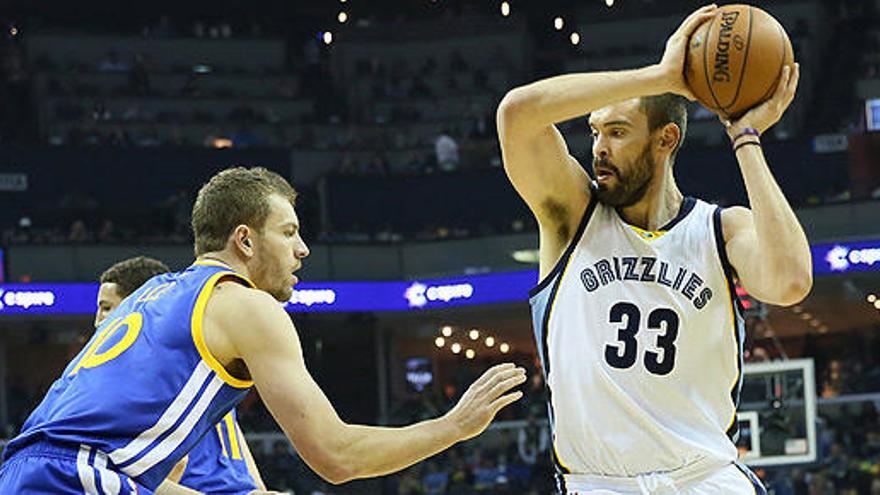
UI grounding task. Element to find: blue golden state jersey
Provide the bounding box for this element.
[179,409,258,494]
[4,260,255,490]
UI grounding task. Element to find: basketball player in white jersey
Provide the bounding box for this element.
[497,4,811,494]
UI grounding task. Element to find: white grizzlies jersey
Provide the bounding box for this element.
[528,197,745,483]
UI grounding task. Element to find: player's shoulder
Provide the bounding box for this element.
[719,205,753,243]
[209,281,290,330]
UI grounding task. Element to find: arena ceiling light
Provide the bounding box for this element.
[554,17,564,30]
[211,138,232,149]
[338,12,348,23]
[500,2,511,17]
[570,32,580,45]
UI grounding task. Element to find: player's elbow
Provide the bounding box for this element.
[310,452,358,485]
[320,466,356,486]
[775,269,813,306]
[496,88,534,132]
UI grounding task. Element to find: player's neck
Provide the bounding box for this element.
[197,252,252,279]
[617,171,683,231]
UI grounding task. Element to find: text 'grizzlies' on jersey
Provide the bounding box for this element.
[529,197,745,482]
[2,260,255,491]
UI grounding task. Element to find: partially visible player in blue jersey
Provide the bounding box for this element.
[95,256,275,495]
[0,167,526,494]
[94,257,172,331]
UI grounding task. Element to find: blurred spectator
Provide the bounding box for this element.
[367,153,392,176]
[144,15,177,38]
[97,220,116,243]
[129,54,151,95]
[0,45,32,144]
[397,467,423,495]
[434,130,459,172]
[97,51,130,73]
[160,189,192,237]
[192,21,206,38]
[421,462,447,495]
[68,220,91,243]
[821,359,847,398]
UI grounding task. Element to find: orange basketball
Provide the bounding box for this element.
[684,4,794,119]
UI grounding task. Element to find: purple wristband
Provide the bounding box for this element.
[732,127,761,143]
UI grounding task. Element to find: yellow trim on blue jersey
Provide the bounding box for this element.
[216,423,229,457]
[627,225,668,241]
[194,259,235,269]
[545,247,579,474]
[192,259,258,288]
[224,413,243,460]
[191,271,257,389]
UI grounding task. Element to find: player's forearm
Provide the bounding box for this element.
[736,144,812,303]
[498,65,668,129]
[330,417,460,483]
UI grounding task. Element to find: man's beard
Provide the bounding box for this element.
[592,142,655,208]
[254,246,293,302]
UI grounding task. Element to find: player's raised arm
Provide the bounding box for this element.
[719,64,812,306]
[496,4,717,274]
[206,284,526,485]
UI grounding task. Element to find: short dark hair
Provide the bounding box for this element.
[191,167,298,256]
[639,94,688,164]
[100,256,170,298]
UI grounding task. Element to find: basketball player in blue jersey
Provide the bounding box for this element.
[94,257,171,331]
[498,5,811,494]
[0,167,526,494]
[94,256,277,494]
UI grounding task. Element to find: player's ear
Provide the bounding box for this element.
[233,225,255,258]
[658,122,681,153]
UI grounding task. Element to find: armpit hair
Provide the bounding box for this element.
[541,198,570,243]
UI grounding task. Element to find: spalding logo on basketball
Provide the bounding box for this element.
[685,4,794,119]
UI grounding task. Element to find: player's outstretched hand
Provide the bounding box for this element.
[444,363,527,442]
[720,63,800,138]
[656,4,718,101]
